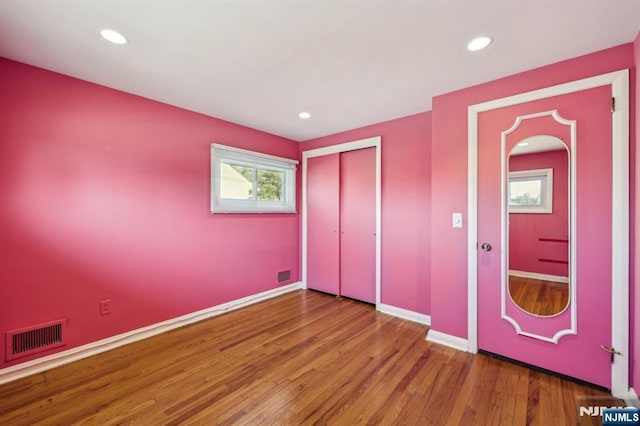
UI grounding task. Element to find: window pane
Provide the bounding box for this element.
[257,169,283,201]
[509,179,542,206]
[211,143,297,213]
[220,163,254,199]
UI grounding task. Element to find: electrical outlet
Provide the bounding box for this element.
[99,299,112,316]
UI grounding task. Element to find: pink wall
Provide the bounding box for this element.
[430,44,635,340]
[301,112,431,314]
[509,150,569,277]
[0,59,300,369]
[633,31,640,391]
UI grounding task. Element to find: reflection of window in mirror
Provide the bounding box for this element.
[508,168,553,213]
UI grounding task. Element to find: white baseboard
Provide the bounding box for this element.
[426,330,469,352]
[625,387,639,407]
[377,303,431,325]
[509,269,569,284]
[0,282,303,385]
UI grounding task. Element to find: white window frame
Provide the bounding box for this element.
[211,143,298,213]
[508,168,553,214]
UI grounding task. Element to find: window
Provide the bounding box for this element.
[508,168,553,213]
[211,144,297,213]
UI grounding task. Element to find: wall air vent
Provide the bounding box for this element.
[277,270,292,283]
[6,319,67,361]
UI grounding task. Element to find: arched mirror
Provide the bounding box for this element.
[507,135,570,317]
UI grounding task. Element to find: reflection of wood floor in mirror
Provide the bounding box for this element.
[508,275,569,316]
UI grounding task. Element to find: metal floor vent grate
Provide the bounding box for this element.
[6,319,67,361]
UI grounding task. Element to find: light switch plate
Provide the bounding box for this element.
[452,212,463,228]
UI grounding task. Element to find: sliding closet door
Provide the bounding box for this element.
[339,148,376,303]
[307,154,340,295]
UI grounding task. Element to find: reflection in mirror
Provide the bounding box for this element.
[507,136,570,317]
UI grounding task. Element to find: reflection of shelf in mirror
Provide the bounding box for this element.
[539,238,569,243]
[538,258,569,264]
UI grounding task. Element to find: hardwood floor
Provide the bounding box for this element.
[0,290,619,425]
[508,275,569,316]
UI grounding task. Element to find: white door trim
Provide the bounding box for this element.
[302,136,382,306]
[467,70,629,398]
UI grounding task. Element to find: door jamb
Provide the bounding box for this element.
[467,70,629,398]
[302,136,382,306]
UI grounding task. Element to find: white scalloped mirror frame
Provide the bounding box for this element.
[500,110,576,343]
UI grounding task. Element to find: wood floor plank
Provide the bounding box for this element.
[0,290,622,425]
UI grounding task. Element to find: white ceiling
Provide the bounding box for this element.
[510,135,566,156]
[0,1,638,142]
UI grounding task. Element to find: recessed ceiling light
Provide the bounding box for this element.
[101,29,128,45]
[298,112,311,119]
[467,36,492,52]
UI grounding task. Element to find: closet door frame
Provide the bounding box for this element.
[302,136,382,306]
